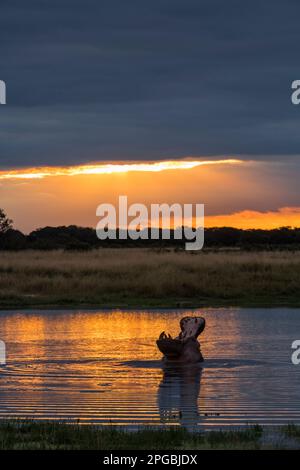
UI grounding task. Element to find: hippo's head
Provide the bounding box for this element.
[156,316,205,361]
[178,316,206,340]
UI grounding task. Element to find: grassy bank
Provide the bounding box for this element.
[1,420,299,450]
[1,249,300,308]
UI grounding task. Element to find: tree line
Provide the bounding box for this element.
[1,208,300,251]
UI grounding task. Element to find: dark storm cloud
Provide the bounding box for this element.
[1,0,300,167]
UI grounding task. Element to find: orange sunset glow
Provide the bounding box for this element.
[1,158,300,233]
[204,207,300,230]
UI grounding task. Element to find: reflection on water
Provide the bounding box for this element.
[0,308,300,429]
[158,365,202,430]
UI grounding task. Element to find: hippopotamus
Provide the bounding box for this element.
[156,316,205,363]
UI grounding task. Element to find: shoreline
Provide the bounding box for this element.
[1,297,300,311]
[1,300,300,310]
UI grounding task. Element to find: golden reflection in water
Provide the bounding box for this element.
[0,308,298,427]
[0,309,241,426]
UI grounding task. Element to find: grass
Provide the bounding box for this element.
[1,248,300,308]
[2,420,300,450]
[0,420,270,450]
[282,423,300,439]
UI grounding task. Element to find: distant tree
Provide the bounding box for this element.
[0,209,13,234]
[0,229,26,250]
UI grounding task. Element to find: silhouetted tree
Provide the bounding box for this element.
[0,229,26,250]
[0,209,13,234]
[2,219,300,250]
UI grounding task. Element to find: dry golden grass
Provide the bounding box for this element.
[0,248,300,307]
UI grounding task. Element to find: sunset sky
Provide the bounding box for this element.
[1,1,300,232]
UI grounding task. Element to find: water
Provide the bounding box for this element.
[0,308,300,430]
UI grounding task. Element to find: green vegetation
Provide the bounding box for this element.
[1,420,300,450]
[282,423,300,439]
[0,420,273,450]
[1,249,300,308]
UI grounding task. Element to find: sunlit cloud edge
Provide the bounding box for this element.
[0,159,243,180]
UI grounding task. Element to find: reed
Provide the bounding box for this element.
[0,420,267,450]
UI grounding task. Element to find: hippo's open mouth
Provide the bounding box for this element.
[156,316,205,361]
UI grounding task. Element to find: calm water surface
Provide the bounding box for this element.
[0,308,300,429]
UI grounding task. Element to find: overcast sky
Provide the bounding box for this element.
[1,0,300,168]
